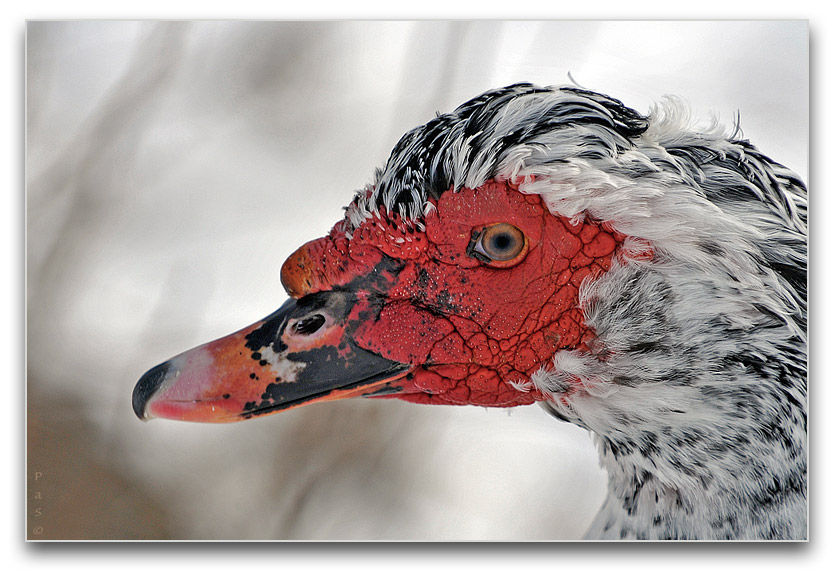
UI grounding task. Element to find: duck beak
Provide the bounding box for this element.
[132,293,410,423]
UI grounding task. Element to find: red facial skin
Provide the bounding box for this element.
[281,180,625,408]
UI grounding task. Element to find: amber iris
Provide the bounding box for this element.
[472,223,528,266]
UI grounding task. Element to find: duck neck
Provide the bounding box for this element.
[534,260,808,539]
[578,389,807,540]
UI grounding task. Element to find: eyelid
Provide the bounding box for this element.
[472,234,492,260]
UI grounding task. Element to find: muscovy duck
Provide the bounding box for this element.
[133,83,807,540]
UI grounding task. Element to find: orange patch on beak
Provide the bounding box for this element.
[138,321,281,423]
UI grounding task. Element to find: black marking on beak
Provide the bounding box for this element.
[133,360,173,420]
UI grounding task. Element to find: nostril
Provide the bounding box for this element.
[292,313,326,336]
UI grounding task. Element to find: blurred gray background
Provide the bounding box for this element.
[25,20,808,540]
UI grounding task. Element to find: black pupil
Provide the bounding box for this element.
[486,227,521,259]
[293,314,326,335]
[492,233,512,250]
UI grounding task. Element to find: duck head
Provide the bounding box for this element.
[133,177,628,422]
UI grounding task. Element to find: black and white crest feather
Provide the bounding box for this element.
[349,83,807,540]
[347,83,652,227]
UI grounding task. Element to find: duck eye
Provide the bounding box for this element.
[468,223,528,266]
